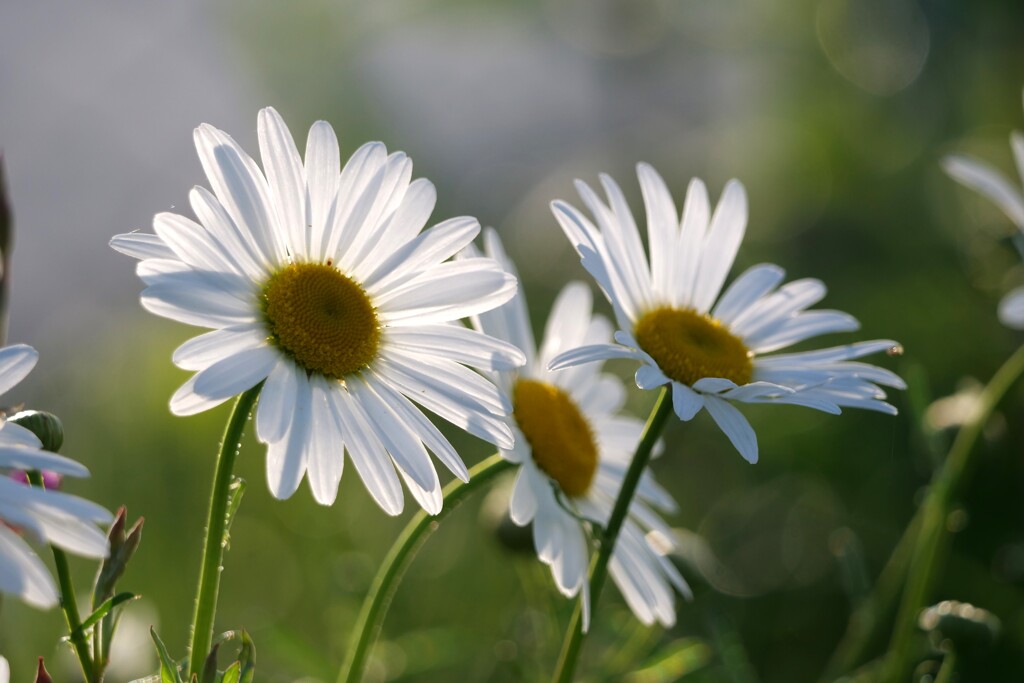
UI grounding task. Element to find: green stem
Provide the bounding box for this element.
[187,385,261,678]
[27,470,96,682]
[881,344,1024,682]
[933,649,957,683]
[337,453,514,683]
[551,387,673,683]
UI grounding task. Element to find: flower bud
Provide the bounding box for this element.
[9,410,64,453]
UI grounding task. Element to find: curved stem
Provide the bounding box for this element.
[551,387,673,683]
[27,470,96,682]
[338,453,514,683]
[187,385,261,678]
[881,344,1024,682]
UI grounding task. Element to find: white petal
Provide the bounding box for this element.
[362,372,469,481]
[328,387,404,516]
[712,264,787,325]
[376,259,516,325]
[548,344,646,371]
[0,446,89,477]
[539,282,594,370]
[509,466,538,525]
[305,378,345,505]
[141,272,257,329]
[306,120,341,258]
[944,155,1024,230]
[170,346,278,415]
[374,359,514,450]
[255,360,302,444]
[673,178,710,309]
[358,178,438,275]
[194,124,284,264]
[350,379,439,496]
[189,186,267,280]
[635,364,670,390]
[152,212,241,275]
[0,345,37,397]
[0,525,58,608]
[0,423,42,449]
[322,142,388,260]
[637,163,679,300]
[110,232,175,260]
[703,395,758,463]
[692,180,748,314]
[363,216,480,295]
[258,107,307,258]
[999,286,1024,329]
[747,310,860,353]
[265,376,312,500]
[384,325,526,372]
[172,325,267,371]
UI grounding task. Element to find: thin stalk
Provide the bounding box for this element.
[187,385,261,678]
[881,344,1024,682]
[27,470,96,682]
[933,650,957,683]
[551,387,673,683]
[820,512,921,680]
[338,453,514,683]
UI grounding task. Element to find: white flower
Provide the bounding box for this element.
[549,164,904,464]
[0,345,111,609]
[112,108,524,515]
[470,229,689,630]
[943,89,1024,328]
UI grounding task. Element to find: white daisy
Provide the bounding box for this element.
[469,229,689,630]
[944,89,1024,328]
[0,344,112,609]
[549,164,905,464]
[111,108,524,515]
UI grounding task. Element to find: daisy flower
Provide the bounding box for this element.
[469,229,689,629]
[111,108,524,515]
[0,344,111,609]
[549,164,904,464]
[943,89,1024,328]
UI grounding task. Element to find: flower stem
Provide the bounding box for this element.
[187,385,261,679]
[27,470,96,682]
[881,344,1024,682]
[551,387,673,683]
[337,453,513,683]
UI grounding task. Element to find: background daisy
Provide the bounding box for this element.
[550,164,904,464]
[0,344,111,609]
[470,229,689,630]
[944,89,1024,328]
[112,108,525,515]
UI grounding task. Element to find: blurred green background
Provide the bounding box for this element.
[2,0,1024,680]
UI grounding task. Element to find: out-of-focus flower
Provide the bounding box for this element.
[469,229,689,630]
[0,345,111,609]
[549,164,904,463]
[944,89,1024,328]
[111,108,524,515]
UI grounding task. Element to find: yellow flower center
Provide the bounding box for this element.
[633,306,752,387]
[261,262,380,379]
[512,379,598,498]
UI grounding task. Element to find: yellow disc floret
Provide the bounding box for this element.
[513,379,598,498]
[261,262,381,379]
[633,306,752,387]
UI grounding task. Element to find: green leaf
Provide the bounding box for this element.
[77,592,138,635]
[200,642,220,683]
[220,662,241,683]
[237,630,256,683]
[150,627,184,683]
